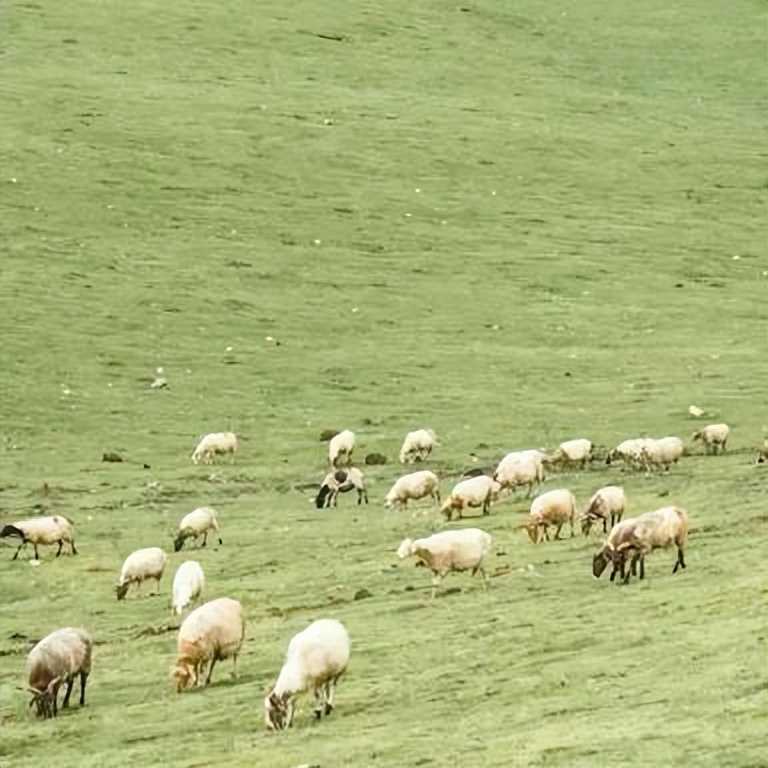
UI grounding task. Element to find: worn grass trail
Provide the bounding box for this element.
[0,1,765,767]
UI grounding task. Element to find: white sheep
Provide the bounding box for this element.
[170,597,245,692]
[25,627,92,719]
[315,467,368,508]
[396,527,493,598]
[171,560,205,616]
[493,451,545,497]
[440,475,501,521]
[329,429,355,468]
[593,507,689,584]
[115,546,168,601]
[0,515,77,560]
[525,488,577,543]
[605,437,654,470]
[550,438,593,469]
[640,436,684,473]
[581,485,626,535]
[384,470,440,510]
[691,423,730,454]
[191,431,238,465]
[265,619,351,731]
[174,507,222,552]
[398,428,438,464]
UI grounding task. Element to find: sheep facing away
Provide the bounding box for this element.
[174,507,222,552]
[315,468,368,508]
[265,619,351,731]
[115,547,168,601]
[384,470,440,510]
[691,423,730,454]
[593,506,689,584]
[525,488,577,543]
[171,597,245,692]
[440,475,500,521]
[0,515,77,560]
[329,429,355,468]
[191,431,238,465]
[25,627,92,719]
[398,428,438,464]
[397,527,493,598]
[581,485,627,536]
[171,561,205,616]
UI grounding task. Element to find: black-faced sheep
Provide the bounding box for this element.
[315,467,368,508]
[0,515,77,560]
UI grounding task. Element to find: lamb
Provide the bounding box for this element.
[0,515,77,560]
[170,597,245,692]
[329,429,355,468]
[315,467,368,508]
[593,506,689,584]
[440,475,501,521]
[640,436,684,473]
[396,527,493,598]
[493,451,545,498]
[265,619,351,731]
[191,431,238,465]
[384,470,440,510]
[115,546,168,600]
[581,485,627,535]
[525,488,577,543]
[692,423,730,454]
[605,437,654,469]
[174,507,222,552]
[25,627,92,719]
[398,428,438,464]
[550,438,594,469]
[171,560,205,616]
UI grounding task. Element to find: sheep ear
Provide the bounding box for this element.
[605,540,614,551]
[616,541,632,552]
[269,692,280,707]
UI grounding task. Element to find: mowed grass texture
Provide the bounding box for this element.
[0,1,765,766]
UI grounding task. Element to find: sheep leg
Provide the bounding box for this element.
[62,678,75,708]
[313,686,325,718]
[325,675,340,715]
[71,539,78,555]
[431,573,445,599]
[553,524,563,541]
[205,657,217,686]
[56,540,64,557]
[33,542,40,560]
[638,555,645,580]
[79,671,88,706]
[12,541,24,560]
[201,531,208,548]
[673,548,686,573]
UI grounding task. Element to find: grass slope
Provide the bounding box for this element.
[0,1,765,766]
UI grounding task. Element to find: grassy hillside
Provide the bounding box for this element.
[0,1,765,766]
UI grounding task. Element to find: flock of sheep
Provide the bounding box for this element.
[0,420,740,728]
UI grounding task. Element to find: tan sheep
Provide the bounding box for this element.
[115,547,168,601]
[550,438,593,469]
[525,488,577,543]
[691,423,730,454]
[174,507,222,552]
[493,451,545,498]
[0,515,77,560]
[384,470,440,510]
[398,428,438,464]
[640,436,684,473]
[581,485,626,536]
[170,597,245,692]
[440,475,500,521]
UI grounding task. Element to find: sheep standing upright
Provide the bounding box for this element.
[384,470,440,510]
[640,436,684,473]
[265,619,351,731]
[171,561,205,615]
[440,475,500,521]
[329,430,355,468]
[25,627,92,719]
[0,515,77,560]
[171,597,245,692]
[397,528,493,598]
[550,438,593,470]
[691,423,730,454]
[174,507,222,552]
[399,429,438,464]
[115,547,168,600]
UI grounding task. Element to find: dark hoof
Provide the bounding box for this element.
[314,709,323,719]
[324,703,333,716]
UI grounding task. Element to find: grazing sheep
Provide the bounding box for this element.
[329,429,355,468]
[440,475,501,521]
[581,485,627,535]
[115,546,168,601]
[315,467,368,508]
[170,597,245,692]
[174,507,222,552]
[171,561,205,616]
[691,423,730,454]
[0,515,77,560]
[398,428,438,464]
[525,488,577,543]
[396,527,493,598]
[191,431,238,465]
[493,451,545,498]
[25,627,92,719]
[265,619,351,731]
[384,470,440,510]
[640,436,684,473]
[550,438,594,469]
[593,506,689,584]
[605,438,654,470]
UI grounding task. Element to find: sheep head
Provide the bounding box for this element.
[265,691,293,731]
[592,544,612,578]
[525,523,540,544]
[173,529,193,553]
[115,582,130,601]
[170,658,196,693]
[396,539,414,559]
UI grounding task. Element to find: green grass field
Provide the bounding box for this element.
[1,1,766,766]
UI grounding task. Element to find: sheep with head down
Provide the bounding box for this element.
[0,515,77,560]
[399,428,438,464]
[174,507,222,552]
[581,485,626,536]
[384,470,440,510]
[525,488,577,543]
[191,431,238,465]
